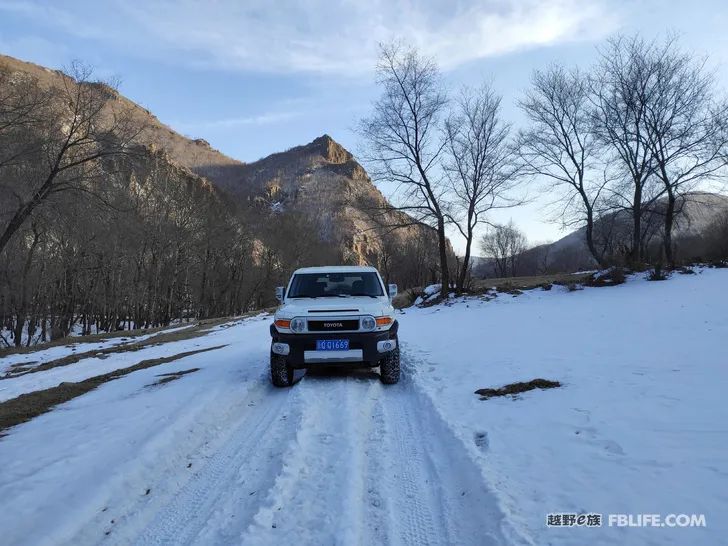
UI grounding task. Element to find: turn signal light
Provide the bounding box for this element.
[375,316,393,326]
[274,319,291,329]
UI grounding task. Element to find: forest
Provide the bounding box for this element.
[3,33,728,346]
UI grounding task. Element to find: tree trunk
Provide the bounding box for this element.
[436,217,449,296]
[630,184,643,265]
[583,204,603,268]
[0,165,60,257]
[664,189,676,267]
[12,229,41,346]
[457,222,473,293]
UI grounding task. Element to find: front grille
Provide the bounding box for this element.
[307,319,360,332]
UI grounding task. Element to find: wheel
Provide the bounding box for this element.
[270,353,293,387]
[379,344,400,384]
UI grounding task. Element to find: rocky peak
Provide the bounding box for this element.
[308,134,352,164]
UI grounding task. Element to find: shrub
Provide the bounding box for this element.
[647,263,668,281]
[587,266,626,287]
[565,281,583,292]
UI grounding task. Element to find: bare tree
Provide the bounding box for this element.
[0,62,143,256]
[590,36,663,265]
[518,65,608,266]
[359,43,451,293]
[639,40,728,265]
[0,66,51,172]
[445,84,520,292]
[479,220,527,277]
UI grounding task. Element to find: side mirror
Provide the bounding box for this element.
[275,286,285,302]
[388,284,398,299]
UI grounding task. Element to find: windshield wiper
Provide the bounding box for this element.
[289,295,319,299]
[349,293,379,298]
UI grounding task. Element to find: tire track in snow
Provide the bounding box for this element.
[359,385,391,545]
[237,377,370,544]
[380,382,440,546]
[132,381,303,545]
[125,357,520,545]
[395,350,531,546]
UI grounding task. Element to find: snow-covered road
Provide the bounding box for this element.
[1,268,726,545]
[135,369,516,546]
[0,315,523,546]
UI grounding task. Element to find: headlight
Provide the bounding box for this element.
[360,316,376,331]
[290,317,306,333]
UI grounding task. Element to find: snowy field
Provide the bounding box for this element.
[0,324,195,377]
[0,269,726,545]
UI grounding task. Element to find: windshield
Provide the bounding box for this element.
[287,272,384,298]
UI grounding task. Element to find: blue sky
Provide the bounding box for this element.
[1,0,727,248]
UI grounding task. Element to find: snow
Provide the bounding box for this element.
[400,267,728,545]
[0,270,726,545]
[1,320,196,349]
[0,324,196,376]
[0,314,274,545]
[414,283,443,305]
[0,323,244,403]
[423,283,441,296]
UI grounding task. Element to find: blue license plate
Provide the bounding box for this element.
[316,339,349,351]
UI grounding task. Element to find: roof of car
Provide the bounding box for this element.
[293,265,379,274]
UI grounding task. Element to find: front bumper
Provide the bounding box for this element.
[270,321,398,368]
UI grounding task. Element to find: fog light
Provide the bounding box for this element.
[272,342,290,355]
[377,339,397,353]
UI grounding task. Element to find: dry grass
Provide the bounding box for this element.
[471,272,593,293]
[2,323,209,379]
[475,379,562,400]
[392,290,419,309]
[146,367,201,387]
[0,310,272,375]
[0,346,225,434]
[393,272,594,309]
[0,324,171,357]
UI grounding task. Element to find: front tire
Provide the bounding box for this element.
[379,345,400,384]
[270,353,293,387]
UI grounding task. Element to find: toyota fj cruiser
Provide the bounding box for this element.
[269,266,399,387]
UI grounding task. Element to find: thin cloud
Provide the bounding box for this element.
[174,110,302,132]
[2,0,620,75]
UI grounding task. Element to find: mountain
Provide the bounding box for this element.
[0,53,439,287]
[215,133,440,268]
[474,192,728,277]
[0,54,244,182]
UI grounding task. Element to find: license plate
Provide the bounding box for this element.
[316,339,349,351]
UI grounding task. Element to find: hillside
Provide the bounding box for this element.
[0,54,244,183]
[0,53,439,284]
[475,192,728,277]
[220,133,440,271]
[0,53,443,348]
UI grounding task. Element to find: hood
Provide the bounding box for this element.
[276,296,392,319]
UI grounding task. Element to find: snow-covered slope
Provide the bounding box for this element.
[402,268,728,545]
[0,269,726,545]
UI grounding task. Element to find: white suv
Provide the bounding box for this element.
[269,266,399,387]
